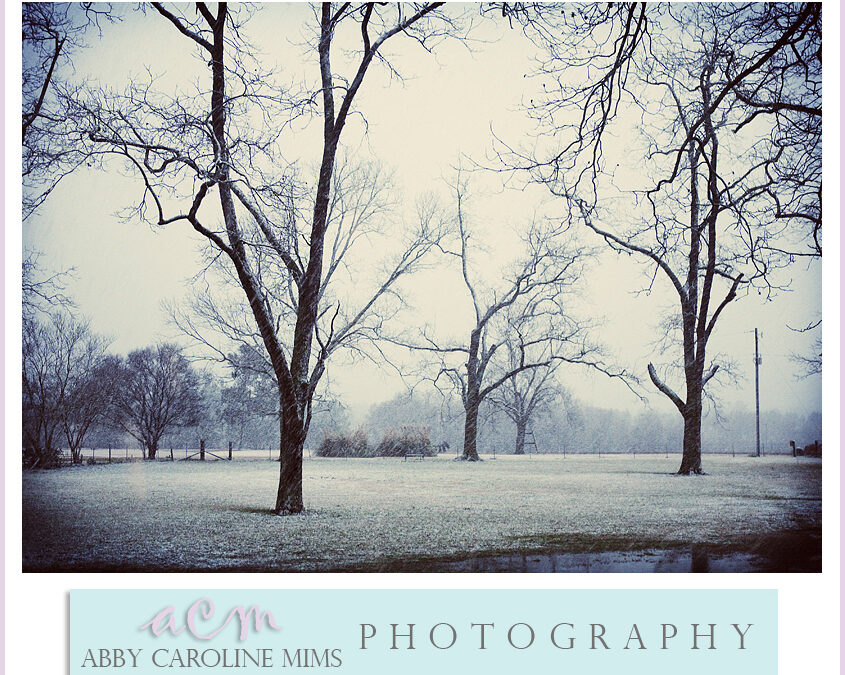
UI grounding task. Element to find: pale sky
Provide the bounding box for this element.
[17,3,825,422]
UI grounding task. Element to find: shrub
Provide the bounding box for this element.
[376,425,436,457]
[315,428,372,458]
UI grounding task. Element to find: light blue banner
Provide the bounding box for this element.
[71,589,776,674]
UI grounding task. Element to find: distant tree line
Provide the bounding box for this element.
[530,404,821,458]
[352,391,821,458]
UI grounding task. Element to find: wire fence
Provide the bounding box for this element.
[57,443,814,466]
[58,446,285,464]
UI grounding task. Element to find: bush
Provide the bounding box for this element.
[376,425,436,457]
[315,428,373,458]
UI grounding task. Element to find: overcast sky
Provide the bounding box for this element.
[16,3,825,422]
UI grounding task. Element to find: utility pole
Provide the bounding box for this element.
[755,328,761,457]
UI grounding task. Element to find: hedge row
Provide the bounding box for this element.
[315,425,438,458]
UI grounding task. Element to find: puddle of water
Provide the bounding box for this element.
[436,546,791,573]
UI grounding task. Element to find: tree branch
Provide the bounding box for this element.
[151,3,213,52]
[230,183,304,285]
[648,363,684,413]
[574,197,687,302]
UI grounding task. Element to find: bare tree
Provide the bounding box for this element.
[22,2,116,218]
[22,317,65,467]
[22,251,115,465]
[111,343,202,459]
[168,155,451,467]
[188,368,225,449]
[503,4,821,474]
[22,313,110,466]
[22,249,74,319]
[61,351,119,464]
[70,3,462,512]
[402,177,632,461]
[487,345,565,455]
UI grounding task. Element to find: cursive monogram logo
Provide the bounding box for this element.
[140,598,283,642]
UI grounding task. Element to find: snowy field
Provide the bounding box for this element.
[22,454,821,572]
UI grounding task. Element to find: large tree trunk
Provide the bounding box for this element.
[462,391,482,461]
[275,394,305,514]
[514,418,527,455]
[678,390,703,474]
[275,433,304,514]
[147,440,158,460]
[461,331,484,461]
[270,10,339,513]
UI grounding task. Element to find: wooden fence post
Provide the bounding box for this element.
[200,439,205,461]
[228,441,233,460]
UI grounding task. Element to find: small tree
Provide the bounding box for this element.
[111,343,202,459]
[404,176,631,461]
[61,352,119,464]
[487,348,564,455]
[22,312,111,466]
[186,369,224,449]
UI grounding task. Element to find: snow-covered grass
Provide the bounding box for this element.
[22,454,821,572]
